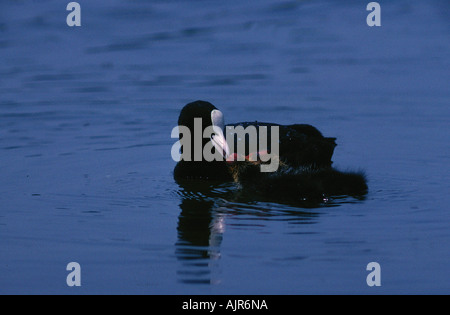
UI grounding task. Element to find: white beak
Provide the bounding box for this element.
[211,110,230,159]
[211,127,230,159]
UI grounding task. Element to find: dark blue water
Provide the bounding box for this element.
[0,0,449,294]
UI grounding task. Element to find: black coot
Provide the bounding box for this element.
[173,100,367,200]
[174,100,232,180]
[226,121,336,169]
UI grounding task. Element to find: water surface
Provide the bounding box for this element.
[0,0,449,294]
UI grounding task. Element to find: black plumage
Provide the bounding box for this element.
[173,100,368,200]
[226,121,336,169]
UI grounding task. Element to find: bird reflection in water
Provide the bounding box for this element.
[175,180,233,285]
[173,179,342,285]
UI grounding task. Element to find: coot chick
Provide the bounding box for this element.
[227,156,368,201]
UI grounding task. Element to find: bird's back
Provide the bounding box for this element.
[226,122,336,168]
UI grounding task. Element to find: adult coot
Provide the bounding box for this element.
[173,100,233,180]
[173,100,367,199]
